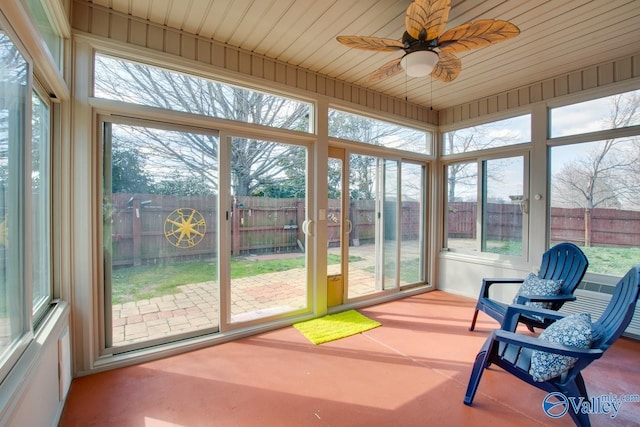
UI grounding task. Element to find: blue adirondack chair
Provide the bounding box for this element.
[469,242,589,332]
[464,266,640,427]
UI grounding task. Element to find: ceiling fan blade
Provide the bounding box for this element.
[430,51,461,82]
[405,0,451,40]
[367,58,403,83]
[336,35,404,52]
[438,20,520,54]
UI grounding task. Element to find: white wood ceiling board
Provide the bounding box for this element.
[180,0,215,35]
[130,0,151,19]
[252,0,327,58]
[110,0,130,14]
[409,1,640,108]
[303,1,407,74]
[147,0,171,26]
[261,1,347,62]
[284,0,403,69]
[225,0,281,49]
[231,0,294,51]
[80,0,640,111]
[317,17,407,78]
[191,0,234,39]
[211,0,257,42]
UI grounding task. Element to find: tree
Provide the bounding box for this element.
[94,55,309,196]
[349,155,376,200]
[110,146,151,194]
[552,91,640,246]
[155,173,214,196]
[0,34,28,189]
[250,145,306,198]
[444,125,518,201]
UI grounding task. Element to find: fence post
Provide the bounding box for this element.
[132,198,142,266]
[584,208,592,247]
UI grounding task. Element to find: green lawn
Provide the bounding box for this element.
[111,253,351,304]
[579,246,640,277]
[104,245,640,305]
[364,258,423,284]
[477,241,638,277]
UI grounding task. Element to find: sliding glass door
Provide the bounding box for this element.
[103,120,220,350]
[329,149,427,304]
[225,136,310,324]
[102,123,312,350]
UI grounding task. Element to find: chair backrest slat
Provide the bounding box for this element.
[539,243,589,305]
[592,266,640,350]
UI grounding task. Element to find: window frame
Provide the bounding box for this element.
[328,106,434,155]
[0,9,58,386]
[30,81,53,325]
[0,18,35,383]
[546,86,640,278]
[441,113,532,156]
[442,121,531,262]
[93,52,315,135]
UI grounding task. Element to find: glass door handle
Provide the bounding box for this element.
[302,219,314,236]
[345,219,352,234]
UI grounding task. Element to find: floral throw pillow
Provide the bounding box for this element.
[514,272,563,311]
[529,313,593,382]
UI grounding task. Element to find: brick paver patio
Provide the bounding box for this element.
[111,243,418,346]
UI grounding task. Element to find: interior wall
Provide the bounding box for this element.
[0,304,70,427]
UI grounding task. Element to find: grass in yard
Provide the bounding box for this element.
[364,258,423,284]
[111,253,355,304]
[579,246,640,277]
[109,245,640,305]
[484,239,523,256]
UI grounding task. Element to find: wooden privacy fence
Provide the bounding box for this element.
[447,202,640,247]
[109,196,640,267]
[109,194,422,266]
[109,194,218,267]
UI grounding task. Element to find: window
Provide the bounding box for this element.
[24,0,63,70]
[31,90,51,319]
[0,23,53,381]
[482,156,525,256]
[550,138,639,276]
[549,88,640,276]
[442,114,531,155]
[328,108,432,154]
[550,89,640,137]
[446,162,477,252]
[446,156,526,256]
[94,54,312,133]
[0,27,28,376]
[102,120,220,349]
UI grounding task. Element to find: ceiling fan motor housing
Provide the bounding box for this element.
[402,31,439,53]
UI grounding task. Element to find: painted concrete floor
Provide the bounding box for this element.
[60,291,640,426]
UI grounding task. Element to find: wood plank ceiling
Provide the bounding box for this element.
[82,0,640,111]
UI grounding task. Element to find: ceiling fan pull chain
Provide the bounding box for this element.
[430,76,433,110]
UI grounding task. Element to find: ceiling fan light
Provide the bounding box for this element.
[400,50,439,77]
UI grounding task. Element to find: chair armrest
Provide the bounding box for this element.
[479,278,525,298]
[514,294,577,304]
[501,303,566,331]
[492,330,604,361]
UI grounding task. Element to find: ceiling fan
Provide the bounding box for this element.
[336,0,520,83]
